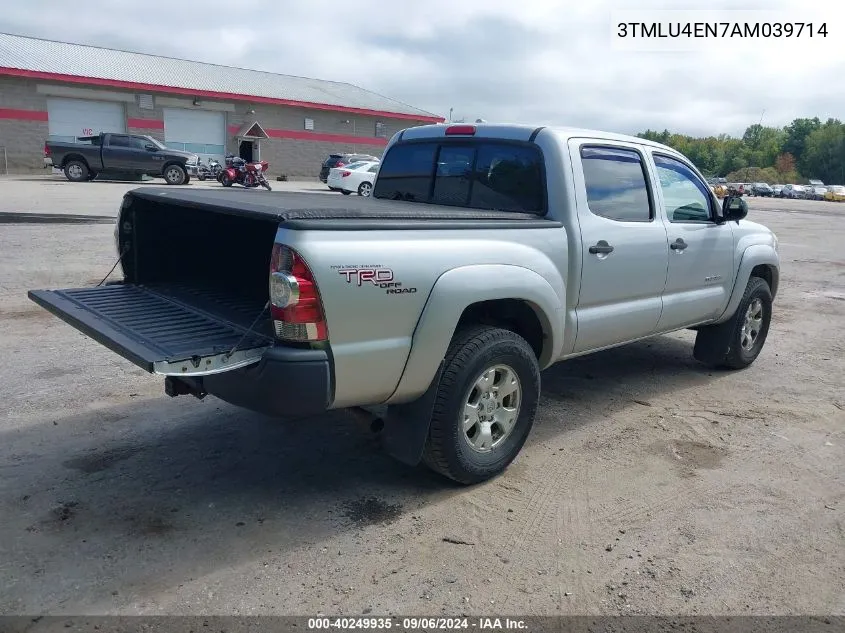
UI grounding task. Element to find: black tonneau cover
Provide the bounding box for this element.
[124,187,557,226]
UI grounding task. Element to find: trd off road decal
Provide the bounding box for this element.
[331,264,417,294]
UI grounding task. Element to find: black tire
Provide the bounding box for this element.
[63,160,89,182]
[694,277,772,370]
[262,181,272,191]
[183,175,191,184]
[341,190,351,195]
[328,186,340,192]
[220,174,233,187]
[86,171,98,181]
[422,326,540,485]
[358,181,373,197]
[197,172,206,181]
[163,164,187,185]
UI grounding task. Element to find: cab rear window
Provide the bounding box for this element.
[372,140,546,214]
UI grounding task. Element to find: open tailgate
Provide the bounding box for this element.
[28,283,272,376]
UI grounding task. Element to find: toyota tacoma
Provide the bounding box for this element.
[28,123,780,484]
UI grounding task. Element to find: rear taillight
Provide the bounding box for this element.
[269,244,327,342]
[341,170,351,177]
[44,143,51,157]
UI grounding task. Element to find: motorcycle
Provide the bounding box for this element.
[196,157,222,181]
[217,155,272,191]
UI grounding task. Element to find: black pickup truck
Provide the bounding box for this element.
[45,133,199,185]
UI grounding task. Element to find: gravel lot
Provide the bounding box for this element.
[0,178,843,616]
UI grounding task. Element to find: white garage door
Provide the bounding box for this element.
[163,108,226,163]
[47,98,125,143]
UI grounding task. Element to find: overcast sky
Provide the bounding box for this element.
[3,0,843,137]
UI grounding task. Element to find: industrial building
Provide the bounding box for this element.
[0,32,443,177]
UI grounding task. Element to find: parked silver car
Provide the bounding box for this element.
[781,184,807,199]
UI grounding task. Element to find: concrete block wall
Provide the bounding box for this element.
[0,77,50,171]
[0,75,437,175]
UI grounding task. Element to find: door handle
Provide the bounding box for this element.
[589,241,614,255]
[670,238,688,251]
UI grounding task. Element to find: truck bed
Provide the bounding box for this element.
[28,186,561,378]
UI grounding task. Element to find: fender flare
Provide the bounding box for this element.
[715,244,779,324]
[384,264,565,406]
[61,153,89,169]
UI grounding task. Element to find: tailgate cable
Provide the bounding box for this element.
[96,244,129,287]
[224,300,270,361]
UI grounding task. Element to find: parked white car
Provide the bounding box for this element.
[326,161,380,196]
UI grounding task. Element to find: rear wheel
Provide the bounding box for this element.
[358,181,373,197]
[64,160,89,182]
[163,164,187,185]
[422,326,540,485]
[341,190,351,195]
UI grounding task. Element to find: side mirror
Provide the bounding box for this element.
[144,144,158,152]
[721,195,748,223]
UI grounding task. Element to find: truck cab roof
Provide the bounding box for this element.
[399,122,676,152]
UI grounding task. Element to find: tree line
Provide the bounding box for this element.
[637,117,845,185]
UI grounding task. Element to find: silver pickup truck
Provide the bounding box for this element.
[29,123,780,484]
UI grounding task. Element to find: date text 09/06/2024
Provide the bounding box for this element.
[307,617,528,630]
[617,22,828,38]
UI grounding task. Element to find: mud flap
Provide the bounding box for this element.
[381,362,445,466]
[693,319,734,365]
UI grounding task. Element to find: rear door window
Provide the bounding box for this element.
[580,146,652,222]
[108,135,133,148]
[373,141,545,213]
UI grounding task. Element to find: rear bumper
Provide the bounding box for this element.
[198,346,333,417]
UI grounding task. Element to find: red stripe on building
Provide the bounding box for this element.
[0,67,444,123]
[127,118,165,130]
[265,128,389,146]
[228,124,389,146]
[0,107,48,121]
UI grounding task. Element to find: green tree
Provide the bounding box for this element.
[802,121,845,184]
[782,117,821,171]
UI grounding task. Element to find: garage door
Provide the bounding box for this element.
[47,98,125,143]
[163,108,226,163]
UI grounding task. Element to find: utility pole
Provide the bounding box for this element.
[448,107,453,122]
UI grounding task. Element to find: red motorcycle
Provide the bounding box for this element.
[217,155,273,191]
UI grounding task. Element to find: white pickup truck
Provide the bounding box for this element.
[29,123,780,484]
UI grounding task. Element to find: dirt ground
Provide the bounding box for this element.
[0,182,843,616]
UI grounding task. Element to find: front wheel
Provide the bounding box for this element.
[358,181,373,197]
[422,326,540,485]
[163,164,187,185]
[694,276,773,369]
[261,179,272,191]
